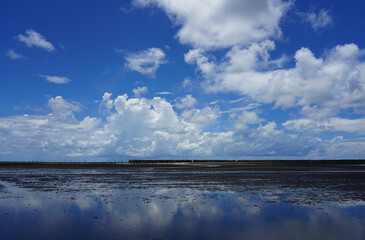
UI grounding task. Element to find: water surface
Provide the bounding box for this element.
[0,164,364,239]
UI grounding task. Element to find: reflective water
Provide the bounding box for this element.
[0,165,365,239]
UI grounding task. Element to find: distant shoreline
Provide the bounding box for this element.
[0,159,364,168]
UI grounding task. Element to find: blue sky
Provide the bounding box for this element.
[1,0,365,161]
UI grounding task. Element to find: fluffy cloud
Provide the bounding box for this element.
[137,0,357,120]
[0,97,99,160]
[47,96,81,119]
[230,111,262,130]
[136,0,363,123]
[100,92,114,112]
[174,94,197,109]
[304,9,332,31]
[16,30,55,52]
[181,106,219,125]
[133,86,148,97]
[40,75,71,84]
[133,0,291,49]
[0,93,340,161]
[187,43,365,118]
[124,48,166,77]
[7,49,24,59]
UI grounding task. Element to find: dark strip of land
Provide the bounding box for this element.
[0,159,364,168]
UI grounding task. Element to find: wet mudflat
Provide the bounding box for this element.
[0,164,365,239]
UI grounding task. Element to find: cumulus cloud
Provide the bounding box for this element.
[100,92,114,113]
[7,49,24,59]
[2,2,364,161]
[187,43,365,118]
[304,9,332,31]
[136,0,361,124]
[0,114,101,160]
[174,94,197,109]
[16,30,55,52]
[0,93,341,161]
[0,97,99,160]
[40,75,71,84]
[95,94,216,158]
[181,106,219,125]
[48,96,81,119]
[230,111,262,130]
[133,86,148,97]
[125,0,365,160]
[124,48,166,77]
[133,0,291,49]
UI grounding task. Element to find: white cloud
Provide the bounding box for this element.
[133,0,291,49]
[174,94,197,109]
[99,94,203,157]
[156,91,173,95]
[283,117,365,135]
[48,96,81,119]
[230,111,262,130]
[188,43,365,118]
[135,0,360,124]
[0,114,101,160]
[182,77,193,89]
[181,106,219,125]
[133,86,149,97]
[100,92,114,112]
[40,75,71,84]
[1,93,364,161]
[304,9,332,31]
[185,39,276,78]
[7,49,24,59]
[16,30,55,52]
[0,97,98,160]
[2,2,364,161]
[124,48,166,77]
[124,0,365,160]
[308,136,365,160]
[185,49,216,74]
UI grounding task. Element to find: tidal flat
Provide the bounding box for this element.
[0,163,365,239]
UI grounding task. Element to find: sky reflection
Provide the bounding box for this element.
[0,166,365,239]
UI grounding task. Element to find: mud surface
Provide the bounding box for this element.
[1,164,364,204]
[0,164,365,239]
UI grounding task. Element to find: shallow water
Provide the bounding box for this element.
[0,165,365,239]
